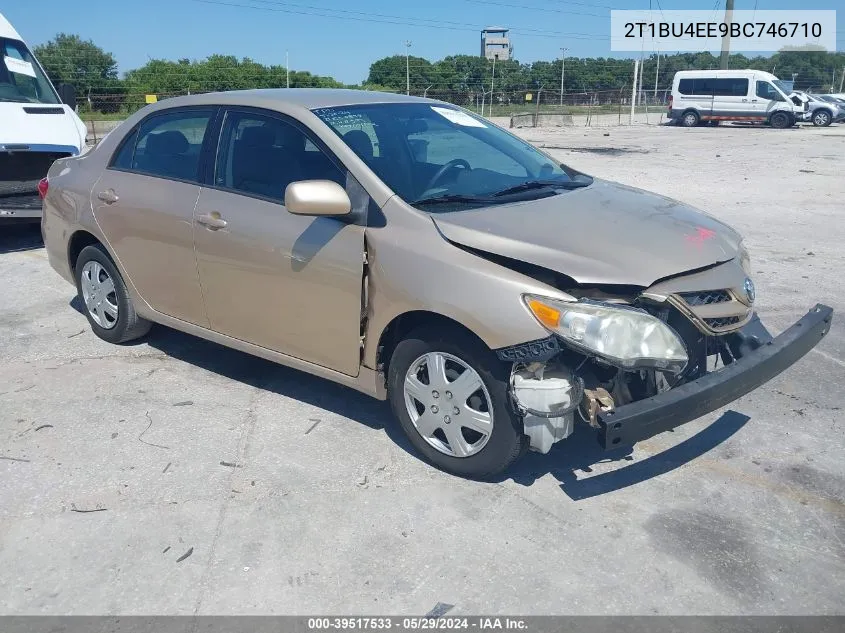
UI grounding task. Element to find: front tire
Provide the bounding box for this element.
[770,112,792,129]
[387,326,527,479]
[74,244,151,344]
[812,110,832,127]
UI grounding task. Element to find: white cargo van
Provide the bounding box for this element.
[1,12,87,221]
[668,69,806,129]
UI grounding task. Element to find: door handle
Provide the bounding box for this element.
[97,190,119,204]
[751,99,758,103]
[197,212,228,230]
[742,98,748,102]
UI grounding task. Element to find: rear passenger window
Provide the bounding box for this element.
[714,78,748,96]
[678,77,747,96]
[121,110,213,182]
[215,111,345,203]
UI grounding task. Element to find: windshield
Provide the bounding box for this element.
[773,79,793,96]
[313,102,579,209]
[0,37,60,104]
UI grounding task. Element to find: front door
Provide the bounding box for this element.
[193,108,366,376]
[92,107,216,326]
[750,80,790,120]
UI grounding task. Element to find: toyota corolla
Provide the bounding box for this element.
[40,89,833,478]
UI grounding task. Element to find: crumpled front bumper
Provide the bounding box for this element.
[598,304,834,450]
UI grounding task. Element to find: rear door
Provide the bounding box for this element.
[92,107,216,326]
[676,76,715,120]
[711,77,752,120]
[192,107,366,376]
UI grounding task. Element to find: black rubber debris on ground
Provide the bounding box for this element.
[425,603,455,618]
[176,547,194,563]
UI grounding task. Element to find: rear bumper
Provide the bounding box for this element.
[598,304,834,449]
[0,193,42,220]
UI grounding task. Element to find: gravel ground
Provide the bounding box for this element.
[1,121,843,616]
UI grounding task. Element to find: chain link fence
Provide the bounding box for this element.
[78,87,674,141]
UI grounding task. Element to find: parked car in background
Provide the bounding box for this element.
[817,94,845,107]
[0,12,86,222]
[39,89,833,478]
[790,91,844,127]
[668,69,805,128]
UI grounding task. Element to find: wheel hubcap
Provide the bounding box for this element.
[403,352,493,458]
[81,261,118,329]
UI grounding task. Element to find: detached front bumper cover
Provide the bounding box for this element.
[598,304,834,450]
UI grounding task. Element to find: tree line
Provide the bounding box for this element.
[33,33,845,114]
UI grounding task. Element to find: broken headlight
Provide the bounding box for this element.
[523,295,688,374]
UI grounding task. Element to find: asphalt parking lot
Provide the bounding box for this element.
[2,122,844,615]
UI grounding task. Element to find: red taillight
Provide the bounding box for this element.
[37,177,49,199]
[668,95,673,111]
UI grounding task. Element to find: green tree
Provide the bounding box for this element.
[33,33,124,109]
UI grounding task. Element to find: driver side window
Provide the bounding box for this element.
[756,81,784,102]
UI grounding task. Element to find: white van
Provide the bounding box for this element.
[668,69,806,129]
[1,12,87,221]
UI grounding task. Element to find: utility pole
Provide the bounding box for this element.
[637,51,645,106]
[720,0,735,70]
[404,40,412,95]
[489,54,497,117]
[286,51,290,88]
[559,47,568,106]
[630,59,639,125]
[839,67,844,93]
[653,52,660,99]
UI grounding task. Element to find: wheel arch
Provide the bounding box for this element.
[67,229,105,275]
[375,310,491,378]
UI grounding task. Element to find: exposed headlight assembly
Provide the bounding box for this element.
[524,295,688,374]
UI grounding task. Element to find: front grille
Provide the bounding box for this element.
[704,316,743,329]
[678,290,732,306]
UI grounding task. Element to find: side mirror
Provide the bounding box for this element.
[285,180,351,217]
[57,83,76,106]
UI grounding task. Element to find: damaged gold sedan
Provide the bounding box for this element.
[40,89,833,478]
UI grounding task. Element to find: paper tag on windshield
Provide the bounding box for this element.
[431,106,487,128]
[4,56,36,78]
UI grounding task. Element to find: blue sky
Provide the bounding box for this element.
[4,0,843,84]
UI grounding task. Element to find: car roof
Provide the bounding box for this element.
[145,88,441,111]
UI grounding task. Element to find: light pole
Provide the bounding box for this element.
[559,47,568,106]
[489,54,497,117]
[404,40,412,95]
[286,50,290,89]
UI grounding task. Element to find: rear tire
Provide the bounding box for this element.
[74,244,151,344]
[770,112,792,129]
[681,110,700,127]
[387,325,527,479]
